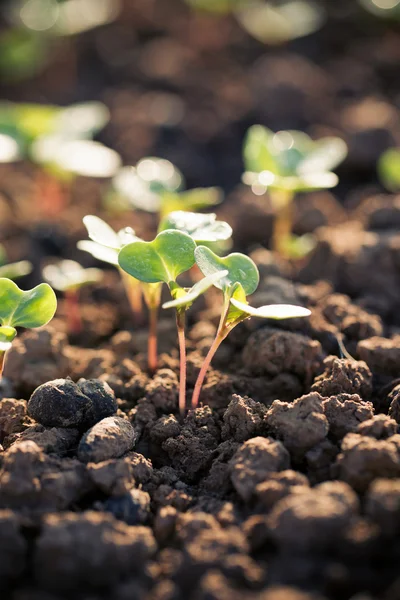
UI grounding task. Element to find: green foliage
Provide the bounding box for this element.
[0,29,48,83]
[118,231,196,285]
[158,211,232,242]
[0,278,57,329]
[43,260,103,292]
[162,270,228,310]
[78,216,139,266]
[229,285,311,319]
[378,148,400,192]
[243,125,347,193]
[110,159,221,217]
[0,260,33,280]
[194,246,259,296]
[184,0,243,14]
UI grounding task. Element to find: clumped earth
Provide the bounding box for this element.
[2,1,400,599]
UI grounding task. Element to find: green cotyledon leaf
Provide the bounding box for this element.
[118,230,196,285]
[0,278,57,328]
[158,211,232,243]
[194,245,259,296]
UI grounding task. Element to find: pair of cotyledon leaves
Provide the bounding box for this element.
[78,212,232,266]
[243,125,347,193]
[118,230,310,320]
[0,278,57,349]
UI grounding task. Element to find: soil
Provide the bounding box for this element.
[1,1,400,599]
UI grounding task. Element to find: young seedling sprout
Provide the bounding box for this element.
[78,215,144,322]
[110,157,222,220]
[0,278,57,378]
[186,245,311,409]
[378,148,400,192]
[118,230,225,414]
[0,244,32,280]
[243,126,347,258]
[43,260,103,335]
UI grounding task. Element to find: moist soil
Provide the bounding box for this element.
[1,1,400,599]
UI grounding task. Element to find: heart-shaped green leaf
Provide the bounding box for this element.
[118,230,196,285]
[162,270,229,310]
[43,260,103,292]
[0,278,57,329]
[83,215,121,249]
[158,211,232,242]
[195,246,259,296]
[230,297,311,319]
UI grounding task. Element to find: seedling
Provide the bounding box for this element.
[186,246,311,408]
[43,260,103,334]
[243,126,347,257]
[110,158,222,220]
[378,148,400,192]
[0,277,57,378]
[0,245,32,280]
[119,230,207,412]
[158,211,232,243]
[0,101,119,217]
[77,215,144,322]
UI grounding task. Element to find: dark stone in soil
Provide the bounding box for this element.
[77,416,138,463]
[103,488,151,525]
[27,377,117,430]
[33,511,156,592]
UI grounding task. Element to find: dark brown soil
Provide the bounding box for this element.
[1,1,400,599]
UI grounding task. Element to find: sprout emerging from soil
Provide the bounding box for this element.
[0,245,32,280]
[158,211,233,243]
[187,246,311,408]
[378,148,400,192]
[110,158,222,219]
[43,260,103,335]
[119,230,205,412]
[78,215,144,322]
[0,278,57,378]
[243,126,347,257]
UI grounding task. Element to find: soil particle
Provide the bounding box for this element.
[242,327,323,386]
[334,433,400,492]
[266,393,329,461]
[254,471,310,512]
[355,414,398,439]
[322,393,374,440]
[311,357,373,399]
[101,358,148,404]
[305,440,339,485]
[150,414,181,444]
[221,395,267,442]
[229,437,290,502]
[0,510,27,588]
[27,378,117,430]
[0,398,27,442]
[146,369,179,412]
[201,440,239,496]
[388,383,400,423]
[268,481,358,551]
[103,488,151,525]
[4,425,80,455]
[87,457,136,496]
[0,441,90,513]
[357,335,400,376]
[78,416,139,463]
[5,328,70,394]
[128,451,153,484]
[33,511,157,592]
[365,478,400,535]
[154,505,177,545]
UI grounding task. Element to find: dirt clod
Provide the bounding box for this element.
[78,416,139,463]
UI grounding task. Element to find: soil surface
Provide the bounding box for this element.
[1,1,400,599]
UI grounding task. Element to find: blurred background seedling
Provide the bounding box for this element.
[243,126,347,258]
[378,148,400,192]
[43,259,103,334]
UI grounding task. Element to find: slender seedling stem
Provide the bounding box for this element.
[191,331,227,410]
[176,310,187,416]
[65,288,82,335]
[148,304,158,374]
[0,351,5,380]
[270,189,294,257]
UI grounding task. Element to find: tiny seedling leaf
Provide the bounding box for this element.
[0,325,17,351]
[43,260,103,292]
[83,215,121,248]
[230,297,311,319]
[0,260,32,280]
[195,246,259,296]
[159,211,232,242]
[77,241,118,266]
[0,278,57,328]
[162,270,229,309]
[378,148,400,192]
[118,230,196,285]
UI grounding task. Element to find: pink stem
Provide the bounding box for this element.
[177,316,187,416]
[66,289,82,335]
[191,332,227,410]
[0,351,5,380]
[148,305,158,374]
